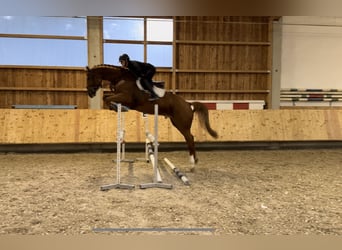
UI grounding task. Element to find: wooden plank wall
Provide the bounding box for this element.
[1,109,341,144]
[0,67,88,109]
[0,66,173,110]
[173,16,272,106]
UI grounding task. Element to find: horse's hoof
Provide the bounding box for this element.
[109,102,118,112]
[189,155,198,165]
[109,103,130,112]
[121,105,130,112]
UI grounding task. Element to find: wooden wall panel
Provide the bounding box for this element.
[0,91,88,109]
[1,109,342,144]
[175,16,270,42]
[0,68,86,88]
[0,67,88,109]
[176,45,269,70]
[176,73,268,90]
[173,16,273,106]
[0,68,172,109]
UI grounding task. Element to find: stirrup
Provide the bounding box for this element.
[148,91,159,101]
[148,97,158,101]
[148,93,159,101]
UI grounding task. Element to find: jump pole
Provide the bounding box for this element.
[141,112,162,183]
[146,139,163,183]
[164,158,190,186]
[101,103,135,191]
[139,104,172,189]
[114,105,134,164]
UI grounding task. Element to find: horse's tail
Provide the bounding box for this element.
[191,102,218,138]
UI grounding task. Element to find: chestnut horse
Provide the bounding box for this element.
[86,64,218,164]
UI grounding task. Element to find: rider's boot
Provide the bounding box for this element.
[141,78,159,101]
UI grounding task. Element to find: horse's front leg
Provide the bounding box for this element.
[103,93,133,109]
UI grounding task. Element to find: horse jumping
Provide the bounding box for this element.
[86,64,218,165]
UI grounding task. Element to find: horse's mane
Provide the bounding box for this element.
[89,64,135,81]
[91,64,121,71]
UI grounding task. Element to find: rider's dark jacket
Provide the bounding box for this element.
[126,60,156,81]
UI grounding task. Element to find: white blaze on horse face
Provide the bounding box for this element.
[190,104,194,111]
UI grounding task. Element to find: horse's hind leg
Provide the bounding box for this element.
[170,117,198,166]
[183,131,197,165]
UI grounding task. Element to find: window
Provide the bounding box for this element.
[0,16,87,67]
[147,45,172,67]
[104,43,144,65]
[103,17,173,67]
[103,17,144,41]
[147,18,173,41]
[0,38,86,66]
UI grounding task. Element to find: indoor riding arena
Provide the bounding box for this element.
[0,16,341,236]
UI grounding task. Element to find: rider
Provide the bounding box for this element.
[118,53,158,100]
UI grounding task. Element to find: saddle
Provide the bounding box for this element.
[136,78,166,98]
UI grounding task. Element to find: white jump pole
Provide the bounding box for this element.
[143,111,162,183]
[146,138,162,183]
[116,107,134,164]
[139,104,172,189]
[101,103,135,190]
[164,158,190,185]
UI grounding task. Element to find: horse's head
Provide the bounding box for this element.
[86,64,136,98]
[86,66,102,98]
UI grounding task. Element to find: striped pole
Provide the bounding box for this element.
[139,104,172,189]
[164,158,190,186]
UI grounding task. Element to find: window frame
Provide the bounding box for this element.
[0,16,87,68]
[103,16,173,68]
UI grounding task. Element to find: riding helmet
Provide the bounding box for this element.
[119,53,130,62]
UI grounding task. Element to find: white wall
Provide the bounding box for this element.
[281,16,342,89]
